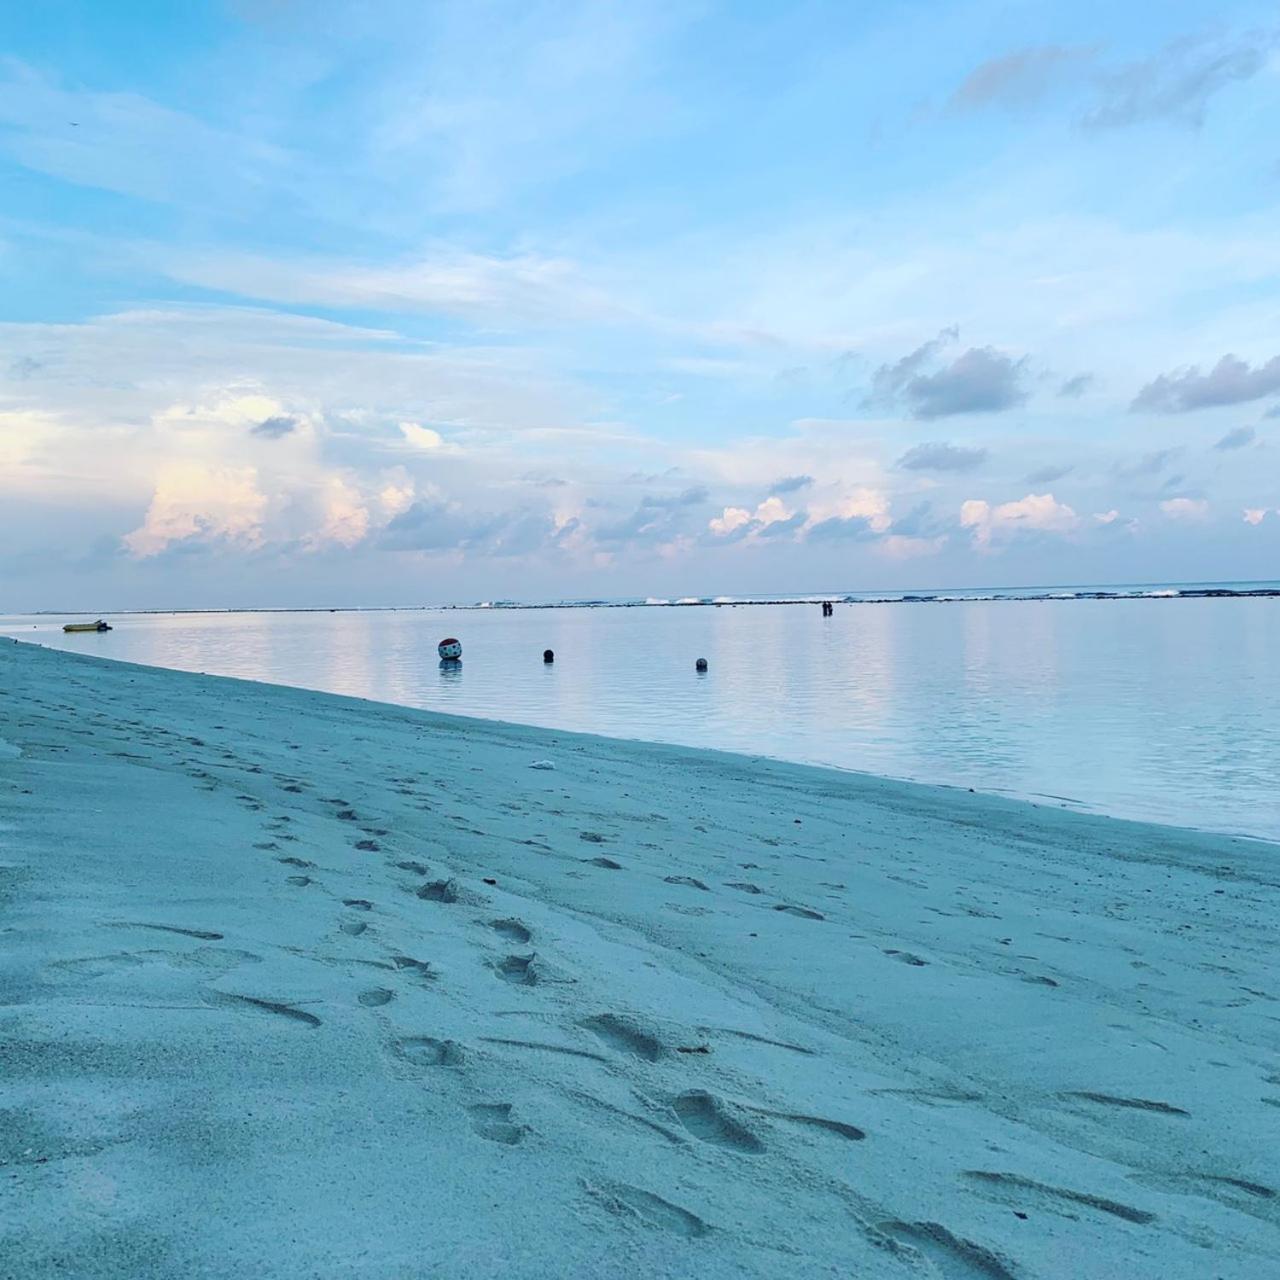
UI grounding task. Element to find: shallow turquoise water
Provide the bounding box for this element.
[5,596,1277,841]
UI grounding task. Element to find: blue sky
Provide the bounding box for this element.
[2,0,1278,608]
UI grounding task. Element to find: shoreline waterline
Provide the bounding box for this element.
[6,591,1278,845]
[5,634,1278,852]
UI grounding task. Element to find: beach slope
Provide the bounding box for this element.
[1,640,1277,1278]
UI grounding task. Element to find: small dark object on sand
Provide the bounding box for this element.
[695,657,708,672]
[543,648,554,663]
[483,877,497,885]
[676,1044,712,1054]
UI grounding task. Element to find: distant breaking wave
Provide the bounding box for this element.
[449,583,1280,610]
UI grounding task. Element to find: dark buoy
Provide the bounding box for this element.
[438,637,462,661]
[543,648,554,664]
[695,657,708,672]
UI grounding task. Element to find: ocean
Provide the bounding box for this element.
[5,583,1277,842]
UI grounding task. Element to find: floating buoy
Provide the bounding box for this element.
[543,649,554,664]
[695,657,708,672]
[438,637,462,660]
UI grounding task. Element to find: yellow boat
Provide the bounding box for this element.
[63,620,112,633]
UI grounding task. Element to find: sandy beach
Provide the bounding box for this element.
[1,638,1277,1278]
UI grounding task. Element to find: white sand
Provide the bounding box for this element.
[1,639,1277,1279]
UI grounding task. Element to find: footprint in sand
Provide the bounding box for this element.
[389,954,435,981]
[671,1091,764,1153]
[343,899,374,911]
[880,1221,1016,1280]
[468,1102,525,1145]
[581,1014,666,1061]
[358,988,395,1007]
[774,904,824,920]
[883,948,928,966]
[340,920,368,936]
[394,1035,464,1067]
[592,1182,710,1238]
[417,879,459,903]
[495,954,537,985]
[489,919,532,945]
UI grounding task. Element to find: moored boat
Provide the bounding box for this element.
[63,620,112,633]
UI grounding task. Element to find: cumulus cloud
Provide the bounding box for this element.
[250,414,299,439]
[706,496,803,543]
[897,441,988,472]
[874,344,1029,419]
[1213,425,1256,451]
[308,475,370,549]
[1243,508,1268,525]
[1132,353,1280,412]
[1093,509,1120,524]
[123,463,268,557]
[399,422,447,450]
[960,492,1079,547]
[708,506,751,537]
[1159,497,1209,521]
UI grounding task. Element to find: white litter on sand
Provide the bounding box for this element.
[1,640,1277,1279]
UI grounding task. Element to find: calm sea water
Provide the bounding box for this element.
[5,595,1277,842]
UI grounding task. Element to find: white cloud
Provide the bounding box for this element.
[1092,509,1120,523]
[123,463,267,557]
[308,475,371,550]
[961,492,1080,548]
[708,506,751,536]
[400,422,447,450]
[754,496,793,526]
[806,486,892,533]
[1159,497,1209,521]
[1242,507,1268,525]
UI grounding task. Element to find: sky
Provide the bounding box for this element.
[2,0,1278,609]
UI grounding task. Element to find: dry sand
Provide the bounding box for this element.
[1,639,1277,1278]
